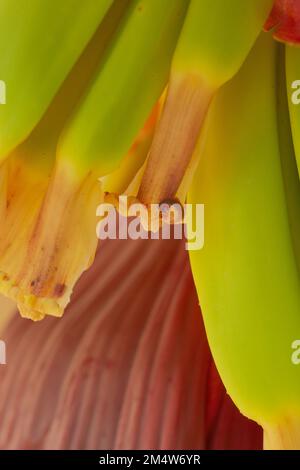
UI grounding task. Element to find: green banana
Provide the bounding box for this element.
[278,46,300,272]
[188,34,300,448]
[101,100,160,196]
[286,44,300,177]
[0,0,113,160]
[172,0,274,87]
[138,0,274,204]
[58,0,189,176]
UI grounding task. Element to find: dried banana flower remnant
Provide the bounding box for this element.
[0,159,101,321]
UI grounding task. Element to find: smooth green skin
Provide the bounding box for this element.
[278,46,300,275]
[0,0,113,160]
[286,45,300,177]
[173,0,274,88]
[188,34,300,424]
[58,0,189,176]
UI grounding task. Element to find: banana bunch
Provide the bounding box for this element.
[0,0,273,320]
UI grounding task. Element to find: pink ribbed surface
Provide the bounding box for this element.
[0,237,262,449]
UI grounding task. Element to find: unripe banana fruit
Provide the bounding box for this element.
[0,0,113,159]
[189,33,300,449]
[286,45,300,177]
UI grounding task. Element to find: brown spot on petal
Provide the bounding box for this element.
[53,283,66,298]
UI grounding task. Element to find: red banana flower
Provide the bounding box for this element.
[0,236,261,449]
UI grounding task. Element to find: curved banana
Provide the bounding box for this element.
[189,34,300,448]
[58,0,189,176]
[286,44,300,177]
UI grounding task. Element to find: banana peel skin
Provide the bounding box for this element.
[188,33,300,448]
[59,0,189,176]
[286,45,300,177]
[0,0,113,160]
